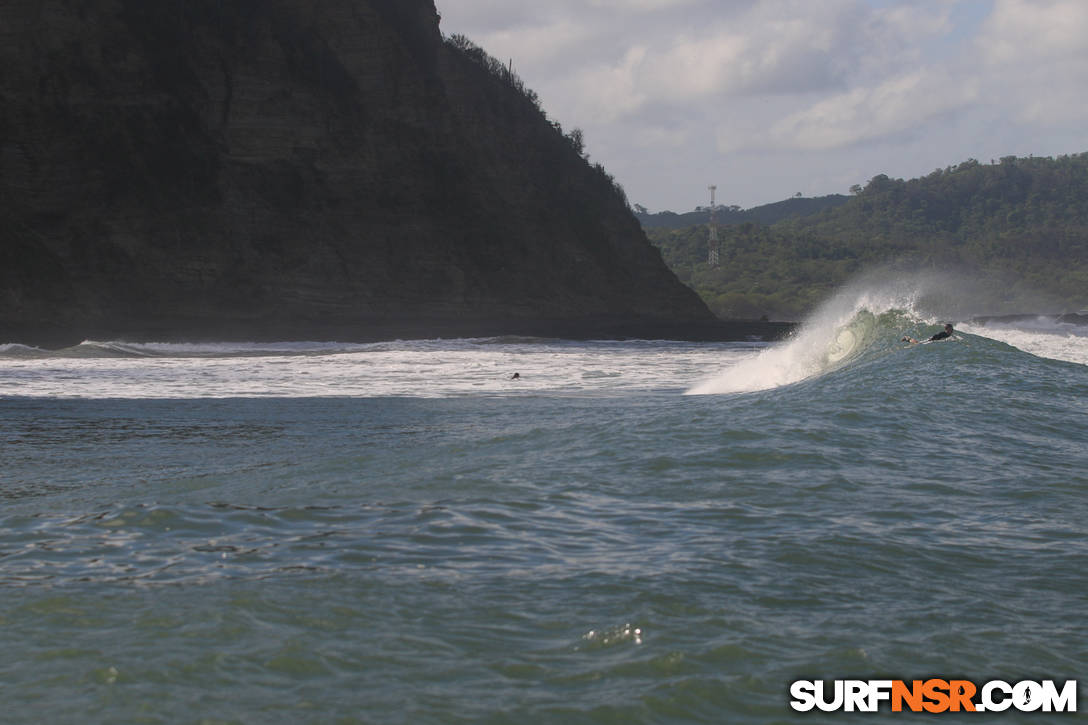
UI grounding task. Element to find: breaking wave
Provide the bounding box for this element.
[686,283,952,395]
[687,275,1088,395]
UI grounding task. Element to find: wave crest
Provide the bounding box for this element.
[686,286,924,395]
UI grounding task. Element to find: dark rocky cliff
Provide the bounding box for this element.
[0,0,719,345]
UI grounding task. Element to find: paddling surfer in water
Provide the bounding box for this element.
[902,323,954,344]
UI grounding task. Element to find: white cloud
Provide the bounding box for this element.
[766,69,979,150]
[588,0,704,10]
[437,0,1088,210]
[974,0,1088,126]
[569,46,651,123]
[979,0,1088,65]
[640,31,748,100]
[470,19,595,68]
[556,1,867,131]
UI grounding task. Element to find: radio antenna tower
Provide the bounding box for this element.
[707,185,720,267]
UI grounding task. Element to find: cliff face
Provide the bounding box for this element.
[0,0,713,344]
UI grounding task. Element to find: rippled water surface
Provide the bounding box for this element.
[2,304,1086,723]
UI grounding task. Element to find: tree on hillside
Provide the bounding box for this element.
[645,154,1088,319]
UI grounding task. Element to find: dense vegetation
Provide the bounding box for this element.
[635,195,848,230]
[646,154,1088,320]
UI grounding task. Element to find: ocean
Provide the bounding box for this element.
[2,285,1086,723]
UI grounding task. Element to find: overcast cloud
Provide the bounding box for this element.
[436,0,1088,212]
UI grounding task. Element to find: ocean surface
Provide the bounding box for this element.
[2,286,1086,724]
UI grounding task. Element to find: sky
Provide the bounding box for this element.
[436,0,1088,212]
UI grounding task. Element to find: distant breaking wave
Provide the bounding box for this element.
[0,338,566,360]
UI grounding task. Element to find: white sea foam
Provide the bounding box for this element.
[0,338,761,399]
[74,340,380,357]
[961,319,1088,367]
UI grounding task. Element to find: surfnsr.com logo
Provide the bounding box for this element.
[790,679,1077,713]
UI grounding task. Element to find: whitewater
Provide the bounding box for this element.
[2,283,1086,723]
[2,288,1084,400]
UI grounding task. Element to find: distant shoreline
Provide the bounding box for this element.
[0,317,797,350]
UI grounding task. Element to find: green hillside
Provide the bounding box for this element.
[646,154,1088,320]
